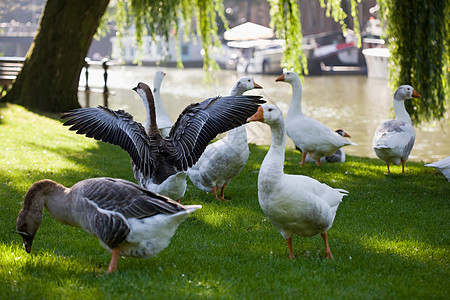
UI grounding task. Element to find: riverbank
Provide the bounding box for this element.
[78,65,449,162]
[1,103,448,299]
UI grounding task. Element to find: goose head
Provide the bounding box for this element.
[16,180,60,253]
[247,104,282,126]
[154,71,166,90]
[275,70,300,84]
[335,129,351,138]
[394,85,421,101]
[133,82,154,103]
[16,210,39,253]
[232,76,263,95]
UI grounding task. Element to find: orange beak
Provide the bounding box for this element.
[247,106,264,122]
[344,132,351,138]
[275,73,285,82]
[412,90,421,98]
[254,81,263,89]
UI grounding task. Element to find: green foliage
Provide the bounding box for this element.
[113,0,227,75]
[269,0,361,77]
[378,0,450,124]
[110,0,361,79]
[1,103,449,298]
[269,0,309,75]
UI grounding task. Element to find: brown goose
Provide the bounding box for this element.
[16,177,201,273]
[61,82,265,201]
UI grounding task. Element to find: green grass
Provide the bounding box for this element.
[1,103,449,299]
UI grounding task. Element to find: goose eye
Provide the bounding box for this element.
[268,108,273,112]
[248,79,251,82]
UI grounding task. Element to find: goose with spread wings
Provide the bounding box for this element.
[61,82,265,201]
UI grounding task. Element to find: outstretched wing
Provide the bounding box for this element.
[166,95,265,171]
[61,106,154,176]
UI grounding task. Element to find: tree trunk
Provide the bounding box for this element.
[3,0,110,112]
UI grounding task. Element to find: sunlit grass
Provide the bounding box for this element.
[361,235,448,264]
[1,103,449,299]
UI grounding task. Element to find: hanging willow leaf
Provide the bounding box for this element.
[378,0,450,124]
[112,0,227,80]
[110,0,361,81]
[268,0,360,78]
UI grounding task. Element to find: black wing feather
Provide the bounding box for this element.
[61,106,154,176]
[61,95,264,181]
[78,178,185,218]
[167,95,265,171]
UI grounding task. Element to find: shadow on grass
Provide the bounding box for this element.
[2,219,448,299]
[1,106,449,298]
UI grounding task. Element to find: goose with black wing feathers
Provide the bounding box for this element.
[61,83,265,201]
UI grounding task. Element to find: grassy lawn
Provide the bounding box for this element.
[1,102,448,299]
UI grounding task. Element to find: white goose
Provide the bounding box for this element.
[187,77,262,201]
[304,129,352,164]
[425,156,450,181]
[61,83,265,201]
[372,85,421,174]
[247,104,347,259]
[144,70,172,137]
[16,177,201,273]
[276,70,356,166]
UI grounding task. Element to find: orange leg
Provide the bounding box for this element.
[108,248,120,273]
[386,163,391,174]
[401,159,405,174]
[301,153,307,166]
[316,158,322,166]
[286,237,295,259]
[212,186,218,199]
[218,183,227,202]
[321,233,333,259]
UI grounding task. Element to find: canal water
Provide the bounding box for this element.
[78,65,449,163]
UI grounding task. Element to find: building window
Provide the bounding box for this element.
[182,45,189,56]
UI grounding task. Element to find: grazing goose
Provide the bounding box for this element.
[276,70,356,166]
[425,156,450,181]
[144,71,172,137]
[187,76,262,201]
[61,83,265,201]
[304,129,352,164]
[372,85,421,174]
[247,104,347,259]
[16,177,201,273]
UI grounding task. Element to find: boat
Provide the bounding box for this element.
[362,47,390,79]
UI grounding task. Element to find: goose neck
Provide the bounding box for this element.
[153,84,164,114]
[144,88,159,134]
[230,87,243,97]
[393,99,412,124]
[287,80,303,116]
[21,180,71,229]
[261,119,286,176]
